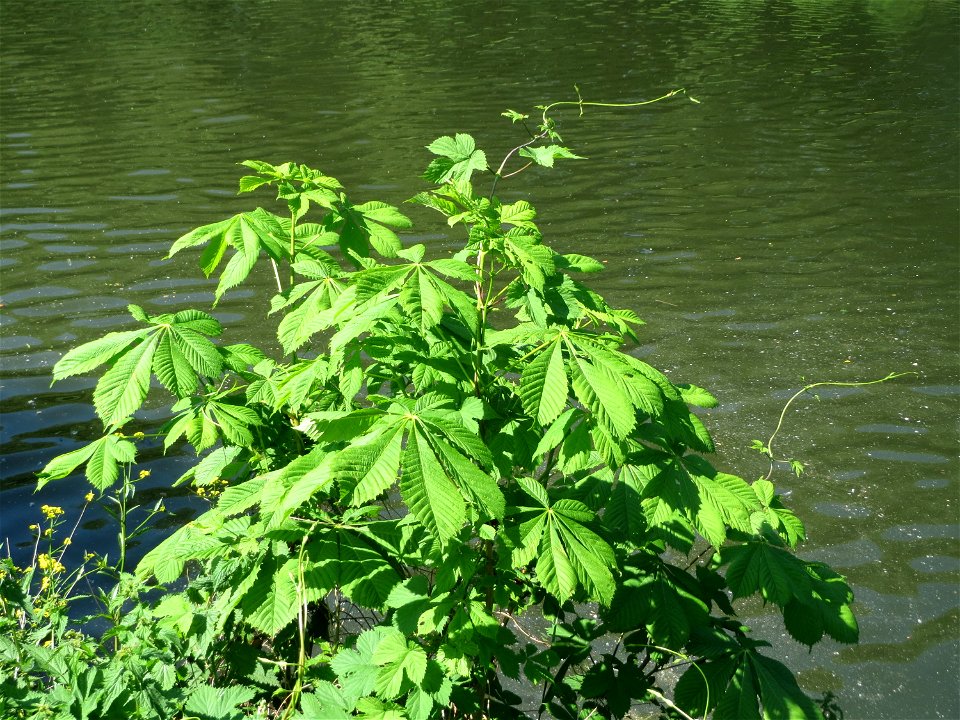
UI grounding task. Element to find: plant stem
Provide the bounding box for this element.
[763,371,913,479]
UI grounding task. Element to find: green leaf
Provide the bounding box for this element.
[372,630,428,698]
[37,434,135,491]
[93,333,160,428]
[678,383,719,408]
[400,426,466,541]
[424,133,488,183]
[552,500,616,605]
[503,231,554,291]
[715,662,761,720]
[339,424,404,506]
[153,332,198,398]
[538,523,578,603]
[241,552,302,635]
[185,685,257,720]
[518,144,584,168]
[299,686,352,720]
[170,307,223,336]
[519,340,568,426]
[556,253,604,273]
[168,215,237,259]
[214,215,260,302]
[354,201,413,229]
[723,541,812,607]
[52,328,148,382]
[238,175,273,193]
[331,628,391,703]
[170,326,224,378]
[751,653,824,720]
[429,431,504,521]
[567,349,636,439]
[499,200,537,228]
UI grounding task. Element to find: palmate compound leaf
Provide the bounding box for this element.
[722,540,813,607]
[306,528,402,610]
[169,210,287,304]
[424,133,488,184]
[503,230,555,292]
[331,200,409,260]
[36,433,136,491]
[54,304,225,430]
[511,482,616,605]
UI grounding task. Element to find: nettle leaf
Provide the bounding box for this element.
[331,627,392,703]
[185,685,257,720]
[518,144,584,168]
[372,629,428,699]
[241,550,302,635]
[299,684,352,720]
[424,133,488,183]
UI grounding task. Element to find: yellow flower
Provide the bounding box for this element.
[28,524,39,532]
[40,576,51,591]
[62,538,71,547]
[40,505,64,520]
[37,554,65,575]
[138,469,151,479]
[84,491,94,503]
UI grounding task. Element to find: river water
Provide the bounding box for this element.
[1,1,957,717]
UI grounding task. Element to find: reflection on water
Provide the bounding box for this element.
[1,1,957,717]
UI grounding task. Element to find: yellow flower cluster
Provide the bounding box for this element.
[37,554,65,575]
[85,491,95,503]
[40,505,64,520]
[196,477,229,499]
[138,469,151,479]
